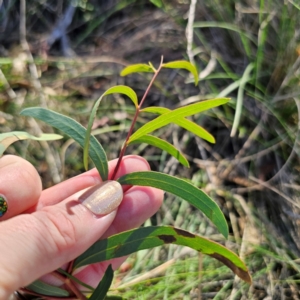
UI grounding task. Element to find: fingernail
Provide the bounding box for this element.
[80,181,123,215]
[0,195,8,217]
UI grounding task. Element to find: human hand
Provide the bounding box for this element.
[0,155,163,299]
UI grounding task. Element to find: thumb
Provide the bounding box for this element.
[0,182,122,299]
[0,155,42,220]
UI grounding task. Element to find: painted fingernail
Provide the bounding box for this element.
[80,180,123,215]
[0,195,8,217]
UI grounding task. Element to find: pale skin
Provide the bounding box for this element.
[0,155,164,298]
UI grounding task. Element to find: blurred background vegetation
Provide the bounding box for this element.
[1,0,300,299]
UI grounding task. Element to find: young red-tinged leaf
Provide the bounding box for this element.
[0,131,62,157]
[83,85,138,170]
[129,98,229,143]
[120,64,155,76]
[26,280,70,297]
[74,226,251,284]
[128,134,189,167]
[142,106,215,143]
[117,171,228,237]
[142,106,173,114]
[162,60,199,85]
[20,107,108,180]
[89,265,114,300]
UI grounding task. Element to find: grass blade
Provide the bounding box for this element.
[163,60,199,85]
[128,134,189,167]
[289,0,300,10]
[83,85,138,170]
[142,106,215,143]
[129,98,229,143]
[20,107,108,180]
[89,265,114,300]
[120,63,155,76]
[230,63,254,137]
[193,21,256,58]
[117,171,228,237]
[74,226,251,283]
[0,131,62,157]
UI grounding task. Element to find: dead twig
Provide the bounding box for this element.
[186,0,197,65]
[116,247,194,289]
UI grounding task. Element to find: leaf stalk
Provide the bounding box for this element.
[111,56,164,180]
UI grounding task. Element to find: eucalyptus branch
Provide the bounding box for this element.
[16,56,249,299]
[111,57,164,180]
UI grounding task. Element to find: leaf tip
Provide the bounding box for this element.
[222,226,229,239]
[210,252,252,284]
[194,75,199,86]
[183,160,190,168]
[120,69,127,77]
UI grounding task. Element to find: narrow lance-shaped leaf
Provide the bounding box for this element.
[129,98,229,143]
[0,131,62,157]
[117,171,228,238]
[89,265,114,300]
[74,226,251,284]
[20,108,108,180]
[120,63,155,76]
[142,106,215,143]
[83,85,138,170]
[26,280,70,297]
[128,134,189,167]
[162,60,199,86]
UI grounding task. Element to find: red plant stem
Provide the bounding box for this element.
[111,56,164,180]
[56,58,164,298]
[67,260,74,274]
[49,270,87,299]
[65,278,87,300]
[18,271,85,299]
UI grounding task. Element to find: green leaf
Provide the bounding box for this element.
[163,60,199,86]
[117,171,228,238]
[129,98,229,143]
[89,265,114,300]
[26,280,70,297]
[128,134,189,167]
[230,63,254,137]
[74,226,251,284]
[0,131,62,157]
[150,0,163,7]
[20,107,108,181]
[142,106,215,143]
[120,63,155,76]
[83,85,138,170]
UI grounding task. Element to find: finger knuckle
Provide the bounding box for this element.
[39,207,78,252]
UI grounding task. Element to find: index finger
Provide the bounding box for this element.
[36,155,150,210]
